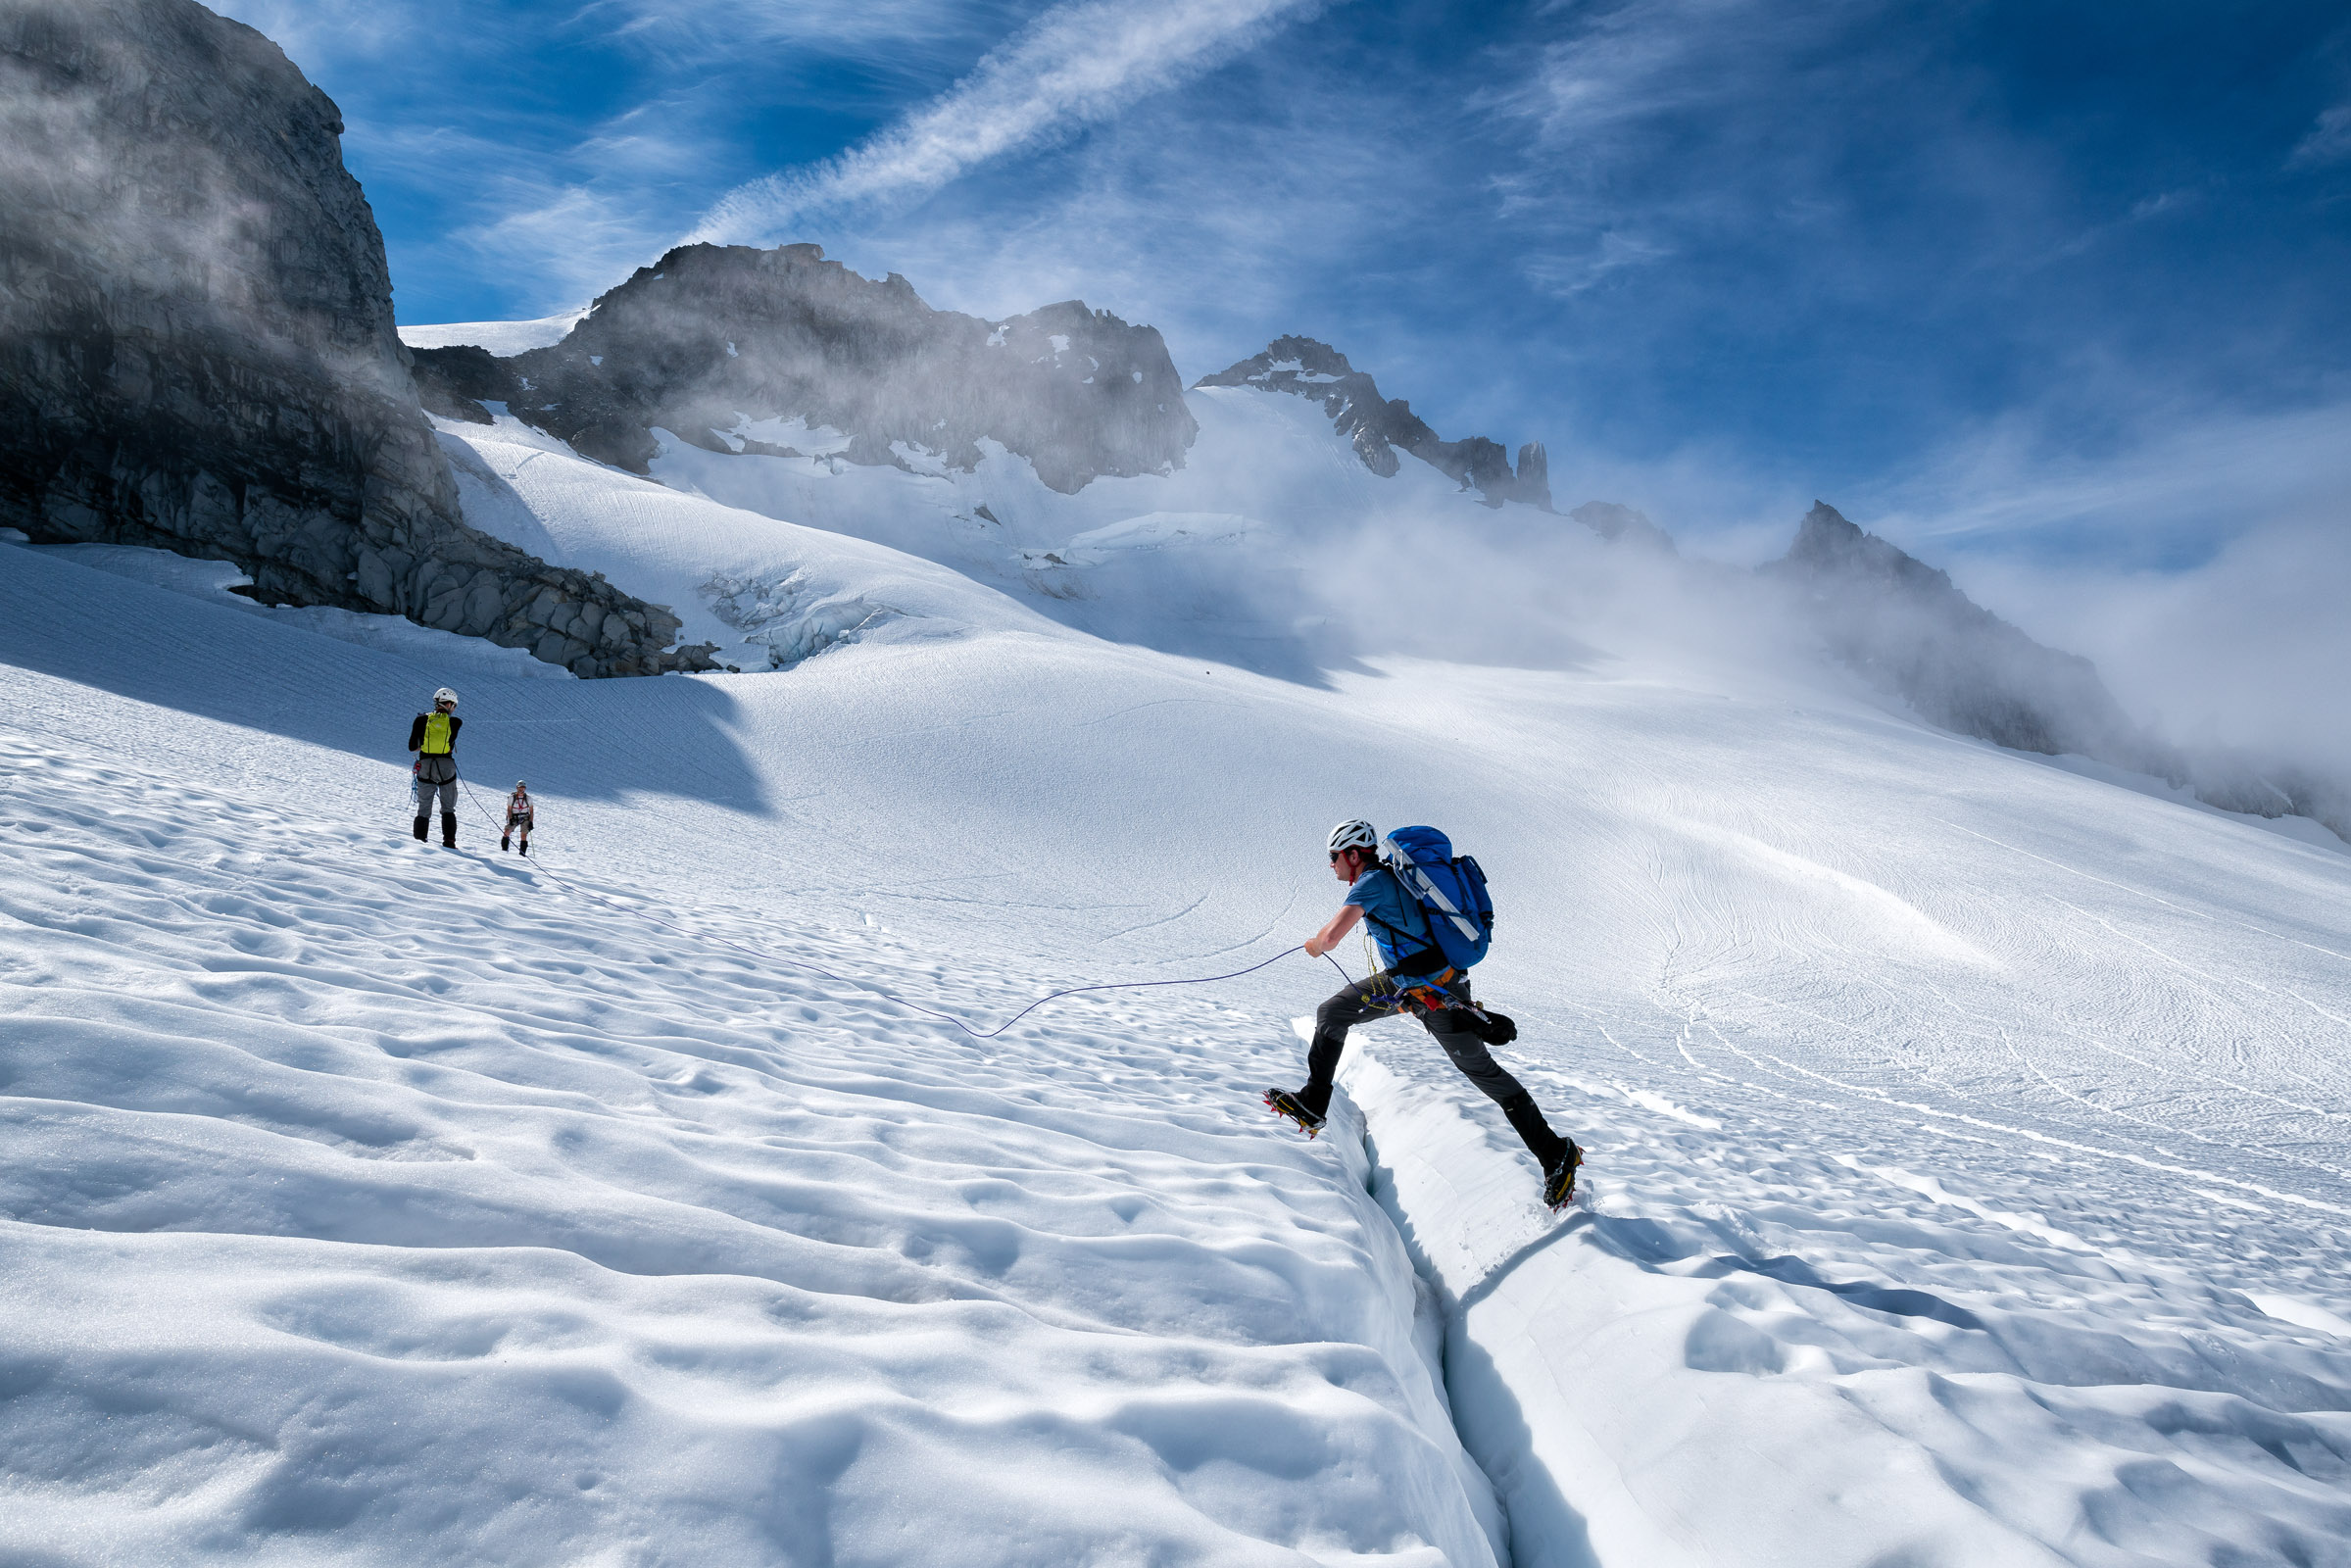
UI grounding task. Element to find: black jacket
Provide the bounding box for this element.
[408,712,463,753]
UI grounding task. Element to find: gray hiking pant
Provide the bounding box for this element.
[413,755,457,816]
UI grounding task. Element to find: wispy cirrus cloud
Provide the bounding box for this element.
[580,0,1027,66]
[221,0,1013,78]
[688,0,1330,243]
[2290,104,2351,167]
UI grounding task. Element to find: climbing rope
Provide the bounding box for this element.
[450,774,1312,1041]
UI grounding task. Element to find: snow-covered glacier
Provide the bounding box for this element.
[4,416,2348,1565]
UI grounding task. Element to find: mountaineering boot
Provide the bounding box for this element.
[440,810,459,849]
[519,839,529,856]
[1499,1091,1568,1170]
[500,833,511,852]
[1542,1141,1584,1211]
[1262,1088,1328,1138]
[412,814,429,843]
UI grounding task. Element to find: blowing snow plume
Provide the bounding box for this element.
[0,0,714,677]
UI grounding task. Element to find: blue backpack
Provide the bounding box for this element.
[1379,826,1494,970]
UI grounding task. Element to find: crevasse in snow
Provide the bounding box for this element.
[5,407,2350,1565]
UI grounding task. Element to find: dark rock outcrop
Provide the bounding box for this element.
[414,242,1199,495]
[1516,443,1551,511]
[0,0,713,677]
[1194,337,1551,508]
[1765,502,2158,760]
[1570,500,1677,553]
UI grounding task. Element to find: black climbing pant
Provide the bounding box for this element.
[1299,971,1568,1168]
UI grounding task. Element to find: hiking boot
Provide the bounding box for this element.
[1542,1142,1583,1210]
[440,811,459,849]
[412,814,429,843]
[1262,1088,1328,1138]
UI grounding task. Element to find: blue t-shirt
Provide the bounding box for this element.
[1347,866,1436,972]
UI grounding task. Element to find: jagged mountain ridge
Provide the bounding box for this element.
[1767,502,2347,841]
[1194,336,1552,509]
[1765,501,2161,763]
[409,264,1560,514]
[413,243,1197,495]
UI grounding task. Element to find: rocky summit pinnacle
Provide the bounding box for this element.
[1193,337,1552,509]
[411,243,1199,495]
[0,0,713,677]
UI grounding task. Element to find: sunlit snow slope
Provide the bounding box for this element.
[5,417,2351,1568]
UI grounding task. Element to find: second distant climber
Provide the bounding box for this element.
[502,781,535,855]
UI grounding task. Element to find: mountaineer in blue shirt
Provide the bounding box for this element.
[1266,818,1582,1207]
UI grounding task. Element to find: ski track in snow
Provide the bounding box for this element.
[6,412,2351,1567]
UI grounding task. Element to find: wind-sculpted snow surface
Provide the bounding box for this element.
[1334,691,2351,1564]
[5,515,2351,1564]
[0,544,1503,1566]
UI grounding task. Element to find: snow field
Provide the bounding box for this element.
[0,560,1504,1564]
[1325,675,2351,1564]
[400,313,587,356]
[8,406,2351,1568]
[1350,1039,2351,1567]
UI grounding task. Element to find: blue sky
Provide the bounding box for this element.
[220,0,2350,747]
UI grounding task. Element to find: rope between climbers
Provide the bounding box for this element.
[454,775,1315,1041]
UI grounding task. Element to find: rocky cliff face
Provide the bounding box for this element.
[1766,502,2161,762]
[412,243,1199,495]
[1193,337,1552,509]
[1766,502,2349,841]
[0,0,713,678]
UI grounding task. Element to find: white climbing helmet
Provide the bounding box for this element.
[433,687,459,707]
[1327,818,1378,858]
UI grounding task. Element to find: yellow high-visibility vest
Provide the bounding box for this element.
[420,711,454,755]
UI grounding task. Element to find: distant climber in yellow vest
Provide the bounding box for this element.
[408,686,463,847]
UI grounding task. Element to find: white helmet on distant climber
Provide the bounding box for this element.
[433,687,459,707]
[1327,818,1377,858]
